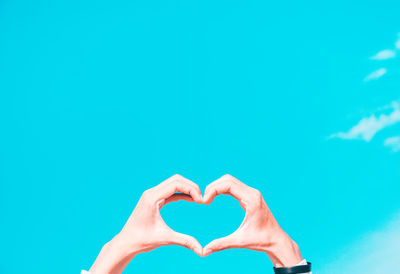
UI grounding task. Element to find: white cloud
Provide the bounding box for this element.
[370,49,396,60]
[395,34,400,49]
[384,136,400,152]
[330,101,400,142]
[364,68,387,82]
[322,213,400,274]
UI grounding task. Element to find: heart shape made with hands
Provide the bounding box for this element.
[161,192,245,251]
[155,174,272,257]
[91,175,304,273]
[119,174,301,268]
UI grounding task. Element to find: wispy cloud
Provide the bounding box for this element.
[330,101,400,142]
[384,136,400,152]
[364,68,387,81]
[370,49,396,60]
[364,33,400,81]
[323,213,400,274]
[396,34,400,49]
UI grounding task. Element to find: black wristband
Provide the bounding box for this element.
[273,262,312,274]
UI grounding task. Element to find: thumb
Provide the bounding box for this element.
[203,232,240,256]
[170,232,203,257]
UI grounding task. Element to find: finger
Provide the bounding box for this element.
[158,175,203,204]
[176,176,202,203]
[159,174,197,189]
[203,175,247,206]
[160,193,194,209]
[169,232,203,256]
[203,232,241,256]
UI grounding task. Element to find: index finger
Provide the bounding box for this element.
[203,175,248,208]
[156,174,203,204]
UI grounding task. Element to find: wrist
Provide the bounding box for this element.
[264,230,303,268]
[112,232,142,258]
[89,236,137,274]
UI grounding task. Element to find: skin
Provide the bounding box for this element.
[202,174,303,267]
[88,174,303,274]
[89,175,203,274]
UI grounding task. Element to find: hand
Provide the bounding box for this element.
[89,175,204,274]
[202,174,303,267]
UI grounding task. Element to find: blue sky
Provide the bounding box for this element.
[1,0,400,273]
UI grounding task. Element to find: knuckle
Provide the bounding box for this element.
[172,174,183,180]
[222,180,231,188]
[253,189,262,198]
[222,174,233,180]
[168,180,179,191]
[140,189,154,204]
[182,239,191,247]
[248,189,263,209]
[253,189,262,202]
[184,237,195,248]
[218,180,231,193]
[141,189,150,198]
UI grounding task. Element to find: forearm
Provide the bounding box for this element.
[89,236,136,274]
[264,230,303,268]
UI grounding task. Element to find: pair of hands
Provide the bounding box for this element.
[89,175,303,274]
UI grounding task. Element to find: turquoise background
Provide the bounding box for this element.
[1,0,400,273]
